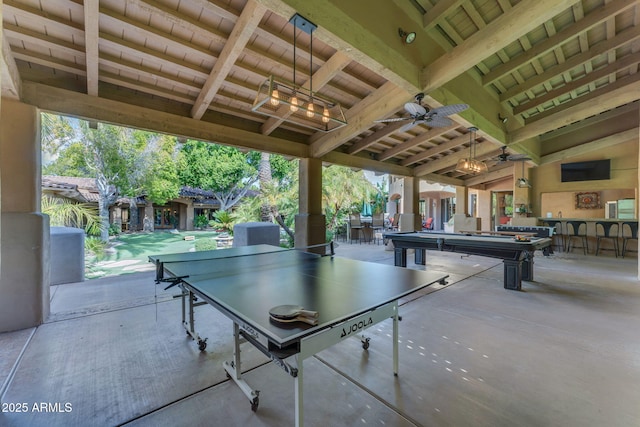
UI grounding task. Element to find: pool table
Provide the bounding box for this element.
[384,231,552,291]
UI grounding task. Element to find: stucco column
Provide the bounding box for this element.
[0,99,50,332]
[400,176,420,231]
[295,158,325,251]
[455,186,468,215]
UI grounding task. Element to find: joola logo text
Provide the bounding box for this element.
[340,317,373,338]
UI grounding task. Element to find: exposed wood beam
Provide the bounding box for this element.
[510,74,640,143]
[483,0,638,86]
[419,173,464,186]
[320,151,412,176]
[421,0,581,92]
[540,128,638,165]
[261,51,351,135]
[1,30,22,99]
[191,1,266,120]
[500,25,640,102]
[348,121,406,155]
[525,72,640,124]
[423,0,466,31]
[413,141,497,176]
[513,52,640,115]
[377,124,458,161]
[463,167,513,187]
[309,82,410,157]
[84,0,99,96]
[21,82,310,159]
[401,132,470,166]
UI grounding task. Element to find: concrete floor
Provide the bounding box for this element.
[1,242,640,427]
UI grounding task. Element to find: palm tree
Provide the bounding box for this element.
[41,195,102,236]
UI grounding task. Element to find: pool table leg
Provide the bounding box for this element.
[521,252,534,282]
[503,259,523,291]
[394,248,407,267]
[414,249,426,265]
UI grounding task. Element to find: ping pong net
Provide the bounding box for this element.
[158,243,334,289]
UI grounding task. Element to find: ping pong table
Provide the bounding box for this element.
[149,244,448,427]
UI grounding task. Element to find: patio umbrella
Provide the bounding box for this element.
[361,201,372,217]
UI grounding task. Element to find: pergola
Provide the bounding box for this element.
[1,0,639,331]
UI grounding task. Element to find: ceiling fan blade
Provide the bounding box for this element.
[374,117,411,123]
[508,154,532,161]
[404,102,427,116]
[428,104,469,117]
[425,116,453,128]
[400,120,421,132]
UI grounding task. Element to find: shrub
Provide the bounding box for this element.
[195,239,218,251]
[194,214,209,229]
[108,223,121,236]
[85,236,107,258]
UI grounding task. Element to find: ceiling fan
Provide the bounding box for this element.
[374,93,469,132]
[492,146,531,163]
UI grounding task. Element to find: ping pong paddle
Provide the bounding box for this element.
[269,314,318,326]
[269,305,319,325]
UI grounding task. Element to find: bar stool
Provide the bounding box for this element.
[566,220,588,254]
[621,222,638,258]
[542,220,564,252]
[595,221,619,257]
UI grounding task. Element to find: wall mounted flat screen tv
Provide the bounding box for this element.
[561,159,610,182]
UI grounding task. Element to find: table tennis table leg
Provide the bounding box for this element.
[393,310,399,376]
[224,322,260,412]
[294,356,304,427]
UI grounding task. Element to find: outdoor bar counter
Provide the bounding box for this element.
[537,217,638,254]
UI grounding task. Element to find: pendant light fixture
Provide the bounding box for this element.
[252,14,347,132]
[456,127,488,174]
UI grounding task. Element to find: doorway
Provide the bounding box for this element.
[492,191,513,230]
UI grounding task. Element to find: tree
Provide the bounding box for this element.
[41,113,76,165]
[119,131,180,230]
[177,141,258,211]
[322,166,379,232]
[79,122,130,242]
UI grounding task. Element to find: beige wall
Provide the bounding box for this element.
[532,138,638,218]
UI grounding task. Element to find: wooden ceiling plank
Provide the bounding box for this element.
[423,0,466,31]
[4,24,84,57]
[377,124,458,161]
[84,0,100,96]
[525,71,640,123]
[540,128,637,165]
[12,48,86,75]
[413,140,498,176]
[400,131,469,167]
[261,50,351,135]
[99,33,210,79]
[513,51,640,114]
[511,73,640,143]
[320,151,412,177]
[483,0,637,86]
[347,121,406,155]
[463,166,513,187]
[422,0,581,93]
[1,30,23,99]
[500,25,640,102]
[191,1,267,120]
[3,0,84,32]
[309,81,410,157]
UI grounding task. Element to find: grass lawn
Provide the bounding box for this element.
[85,230,223,279]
